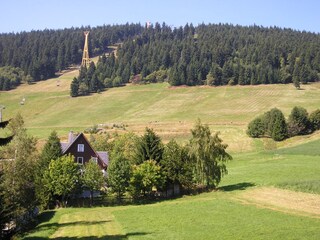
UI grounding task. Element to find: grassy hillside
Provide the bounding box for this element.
[1,71,320,151]
[21,139,320,239]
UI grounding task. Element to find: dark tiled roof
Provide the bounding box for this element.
[97,151,109,166]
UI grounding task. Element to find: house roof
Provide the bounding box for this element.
[60,132,109,168]
[97,151,109,166]
[60,142,69,152]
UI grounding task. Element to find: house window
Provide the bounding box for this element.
[78,144,84,152]
[77,157,84,165]
[92,157,98,164]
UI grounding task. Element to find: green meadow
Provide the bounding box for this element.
[1,71,320,239]
[1,71,320,151]
[21,139,320,239]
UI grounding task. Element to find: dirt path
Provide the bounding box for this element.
[236,187,320,218]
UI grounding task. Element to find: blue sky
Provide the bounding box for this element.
[1,0,320,33]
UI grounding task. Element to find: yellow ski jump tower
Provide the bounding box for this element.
[81,31,91,67]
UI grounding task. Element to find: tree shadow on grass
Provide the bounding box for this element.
[219,182,256,192]
[23,231,150,240]
[36,210,56,223]
[34,220,112,231]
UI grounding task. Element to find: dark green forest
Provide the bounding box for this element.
[72,23,320,96]
[0,24,143,84]
[1,23,320,93]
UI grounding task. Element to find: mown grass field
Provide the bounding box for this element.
[3,71,318,239]
[1,70,320,152]
[21,139,320,239]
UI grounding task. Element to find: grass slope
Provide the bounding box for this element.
[21,140,320,239]
[1,71,320,151]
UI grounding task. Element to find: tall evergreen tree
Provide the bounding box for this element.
[134,128,164,165]
[70,77,79,97]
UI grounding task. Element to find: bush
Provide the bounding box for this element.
[129,160,165,199]
[309,109,320,131]
[287,106,310,137]
[247,108,288,141]
[247,116,265,138]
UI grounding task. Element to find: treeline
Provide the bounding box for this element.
[247,107,320,141]
[0,116,231,235]
[0,66,31,91]
[2,23,320,92]
[76,23,320,90]
[0,23,144,86]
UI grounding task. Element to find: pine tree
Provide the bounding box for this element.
[134,128,164,165]
[287,106,310,136]
[70,77,79,97]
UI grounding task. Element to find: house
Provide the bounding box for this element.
[60,131,109,171]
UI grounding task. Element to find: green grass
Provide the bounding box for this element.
[1,76,320,151]
[21,192,320,239]
[220,139,320,194]
[3,72,320,239]
[272,138,320,156]
[21,141,320,239]
[112,195,319,240]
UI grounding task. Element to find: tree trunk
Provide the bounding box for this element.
[90,191,93,206]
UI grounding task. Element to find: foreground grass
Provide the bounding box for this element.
[220,139,320,194]
[22,192,320,240]
[21,140,320,239]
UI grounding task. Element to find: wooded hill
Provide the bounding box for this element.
[1,23,320,91]
[0,24,143,83]
[106,23,320,87]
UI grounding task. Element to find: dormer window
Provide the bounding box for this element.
[78,144,84,152]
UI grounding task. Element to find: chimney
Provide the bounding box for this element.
[68,131,74,143]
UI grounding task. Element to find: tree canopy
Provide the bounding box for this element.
[188,119,232,188]
[1,22,319,91]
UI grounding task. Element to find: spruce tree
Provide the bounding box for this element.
[36,131,62,209]
[287,106,310,136]
[134,128,164,165]
[269,108,288,141]
[40,130,62,166]
[70,77,79,97]
[309,109,320,131]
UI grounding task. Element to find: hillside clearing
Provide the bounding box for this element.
[1,74,320,152]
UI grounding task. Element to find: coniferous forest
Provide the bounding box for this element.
[1,23,320,93]
[0,24,143,84]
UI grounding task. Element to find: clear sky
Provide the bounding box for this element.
[1,0,320,33]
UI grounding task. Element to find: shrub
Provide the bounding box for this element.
[247,116,265,138]
[309,109,320,131]
[287,106,310,136]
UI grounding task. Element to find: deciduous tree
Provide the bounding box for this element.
[107,154,131,199]
[129,160,165,199]
[188,119,232,188]
[43,155,80,207]
[82,159,105,205]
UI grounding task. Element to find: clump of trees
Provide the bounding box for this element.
[247,107,320,141]
[0,66,32,91]
[107,120,232,200]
